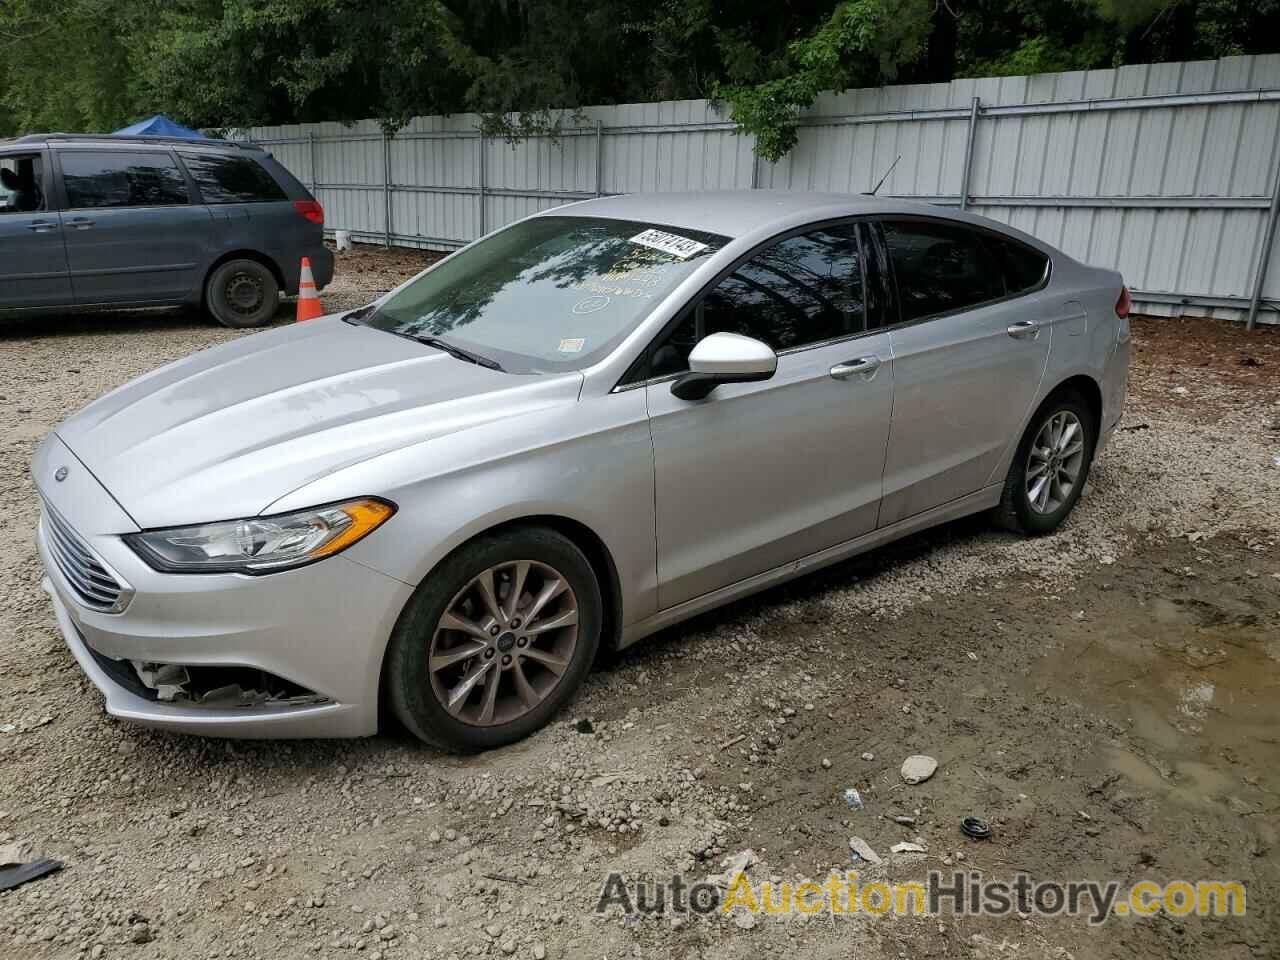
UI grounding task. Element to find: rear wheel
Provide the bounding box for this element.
[995,391,1096,535]
[385,527,601,752]
[205,259,280,328]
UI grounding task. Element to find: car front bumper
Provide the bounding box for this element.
[34,436,413,739]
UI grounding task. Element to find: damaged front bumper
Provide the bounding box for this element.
[32,435,414,739]
[44,579,360,738]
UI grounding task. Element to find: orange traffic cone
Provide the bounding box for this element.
[295,256,324,322]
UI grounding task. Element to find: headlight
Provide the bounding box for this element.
[124,498,395,574]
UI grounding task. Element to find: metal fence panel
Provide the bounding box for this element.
[236,54,1280,324]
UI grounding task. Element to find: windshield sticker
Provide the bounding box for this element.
[572,294,611,315]
[558,337,586,354]
[629,228,709,260]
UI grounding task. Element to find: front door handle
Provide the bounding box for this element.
[66,217,95,230]
[26,220,56,233]
[830,356,882,380]
[1007,320,1041,340]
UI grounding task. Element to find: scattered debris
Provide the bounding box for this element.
[709,849,757,888]
[573,718,594,734]
[892,815,917,826]
[481,872,529,887]
[718,734,746,751]
[1120,422,1150,432]
[820,757,832,769]
[1171,386,1189,396]
[960,816,992,840]
[900,755,938,785]
[0,857,63,892]
[843,788,864,810]
[890,841,927,855]
[860,751,875,761]
[848,836,882,865]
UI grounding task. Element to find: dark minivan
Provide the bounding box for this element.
[0,133,333,327]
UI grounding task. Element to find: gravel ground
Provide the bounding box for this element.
[1,245,1278,959]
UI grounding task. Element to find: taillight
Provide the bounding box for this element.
[293,200,324,226]
[1115,285,1131,318]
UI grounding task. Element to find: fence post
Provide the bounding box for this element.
[595,120,604,196]
[478,132,487,236]
[1246,153,1280,330]
[751,137,760,189]
[307,131,317,191]
[382,130,392,247]
[959,96,981,211]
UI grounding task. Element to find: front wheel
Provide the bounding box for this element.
[995,391,1096,535]
[205,259,280,328]
[384,527,602,752]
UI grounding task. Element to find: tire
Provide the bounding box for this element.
[385,527,602,752]
[994,390,1096,535]
[205,259,280,328]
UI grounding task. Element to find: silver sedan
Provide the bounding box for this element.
[32,192,1130,750]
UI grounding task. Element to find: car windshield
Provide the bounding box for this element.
[359,216,728,373]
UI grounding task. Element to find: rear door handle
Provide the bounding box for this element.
[1007,320,1040,339]
[66,217,95,230]
[830,356,882,380]
[26,220,56,233]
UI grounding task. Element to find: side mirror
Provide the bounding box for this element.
[671,332,777,401]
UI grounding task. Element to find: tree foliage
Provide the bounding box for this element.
[2,0,1278,159]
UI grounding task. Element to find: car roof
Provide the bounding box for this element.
[0,133,262,153]
[548,190,949,238]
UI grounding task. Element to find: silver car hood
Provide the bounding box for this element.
[55,317,583,529]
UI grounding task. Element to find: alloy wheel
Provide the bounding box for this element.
[1025,410,1085,515]
[427,560,579,726]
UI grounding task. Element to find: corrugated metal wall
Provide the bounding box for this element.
[240,55,1280,324]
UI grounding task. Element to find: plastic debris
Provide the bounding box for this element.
[960,816,992,840]
[0,857,62,892]
[890,841,927,855]
[843,788,864,810]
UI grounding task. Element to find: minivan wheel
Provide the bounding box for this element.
[205,259,280,328]
[385,527,602,752]
[995,390,1096,535]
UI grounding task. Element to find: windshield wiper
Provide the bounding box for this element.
[409,334,504,371]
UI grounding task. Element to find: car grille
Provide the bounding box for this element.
[41,502,131,613]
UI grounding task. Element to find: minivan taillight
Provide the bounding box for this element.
[1115,286,1131,318]
[293,200,324,226]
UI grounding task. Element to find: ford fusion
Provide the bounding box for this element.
[33,192,1130,751]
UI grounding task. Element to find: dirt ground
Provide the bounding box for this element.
[1,245,1278,959]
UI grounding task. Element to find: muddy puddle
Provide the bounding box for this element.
[1032,562,1279,812]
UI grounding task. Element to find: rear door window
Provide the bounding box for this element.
[60,151,189,209]
[881,219,1004,323]
[179,152,286,203]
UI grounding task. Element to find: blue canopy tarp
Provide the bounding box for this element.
[113,115,205,138]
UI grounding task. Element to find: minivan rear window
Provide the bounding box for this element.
[179,152,287,203]
[61,151,189,209]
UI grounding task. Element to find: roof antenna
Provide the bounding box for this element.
[864,155,901,196]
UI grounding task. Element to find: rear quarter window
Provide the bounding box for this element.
[179,152,287,203]
[985,234,1050,294]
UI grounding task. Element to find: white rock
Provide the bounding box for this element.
[900,755,938,784]
[847,836,881,865]
[891,841,926,854]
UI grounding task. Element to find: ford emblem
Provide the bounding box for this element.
[54,466,68,482]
